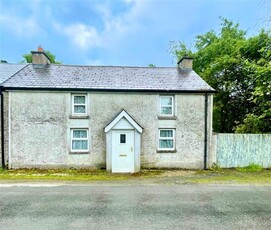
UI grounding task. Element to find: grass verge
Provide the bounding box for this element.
[193,168,271,184]
[0,168,163,182]
[0,168,270,184]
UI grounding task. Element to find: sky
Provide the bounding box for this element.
[0,0,270,67]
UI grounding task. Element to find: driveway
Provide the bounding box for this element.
[0,184,270,230]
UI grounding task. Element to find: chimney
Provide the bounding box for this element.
[31,45,51,66]
[177,55,193,70]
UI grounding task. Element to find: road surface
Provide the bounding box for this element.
[0,184,270,230]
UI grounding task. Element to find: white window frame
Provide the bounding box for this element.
[159,95,174,116]
[72,94,87,116]
[70,128,89,152]
[158,129,175,151]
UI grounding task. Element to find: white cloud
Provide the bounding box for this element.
[0,15,41,36]
[0,0,47,37]
[54,23,101,49]
[53,0,149,51]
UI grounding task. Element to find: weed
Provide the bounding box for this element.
[237,163,264,172]
[209,163,223,173]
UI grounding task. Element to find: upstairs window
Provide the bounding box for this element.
[72,94,87,115]
[160,95,174,116]
[71,129,89,152]
[158,129,175,150]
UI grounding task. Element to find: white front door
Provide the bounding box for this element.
[112,130,135,173]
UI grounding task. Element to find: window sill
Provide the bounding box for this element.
[156,150,177,153]
[158,116,177,120]
[69,115,90,119]
[69,151,90,155]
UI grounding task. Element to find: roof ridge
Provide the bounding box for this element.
[47,63,177,68]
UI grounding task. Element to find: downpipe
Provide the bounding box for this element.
[0,86,5,169]
[204,93,208,170]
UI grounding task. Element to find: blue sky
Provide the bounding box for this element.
[0,0,269,66]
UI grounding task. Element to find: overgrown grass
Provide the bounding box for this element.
[237,163,264,172]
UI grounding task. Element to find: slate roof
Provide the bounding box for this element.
[1,64,215,92]
[0,63,26,84]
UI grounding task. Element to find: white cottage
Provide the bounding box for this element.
[0,48,215,172]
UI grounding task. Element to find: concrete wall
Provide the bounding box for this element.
[7,91,213,169]
[215,134,271,168]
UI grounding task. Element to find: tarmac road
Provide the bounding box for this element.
[0,184,270,230]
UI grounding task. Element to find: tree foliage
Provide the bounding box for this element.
[170,18,271,133]
[22,50,61,64]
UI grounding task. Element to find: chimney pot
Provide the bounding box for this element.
[37,45,44,52]
[177,55,193,70]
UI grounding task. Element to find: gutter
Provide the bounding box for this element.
[3,87,216,94]
[204,93,208,170]
[0,86,5,169]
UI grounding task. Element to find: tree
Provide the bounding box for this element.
[170,18,271,133]
[22,50,61,64]
[235,30,271,133]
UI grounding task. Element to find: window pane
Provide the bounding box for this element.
[73,130,87,138]
[72,140,88,150]
[160,97,172,106]
[161,107,172,115]
[159,140,173,149]
[160,130,173,137]
[74,105,86,114]
[74,96,86,104]
[120,134,126,143]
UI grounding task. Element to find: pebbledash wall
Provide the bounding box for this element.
[6,91,213,169]
[211,133,271,168]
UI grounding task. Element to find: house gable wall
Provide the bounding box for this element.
[7,91,212,169]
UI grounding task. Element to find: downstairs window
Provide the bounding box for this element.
[158,129,175,150]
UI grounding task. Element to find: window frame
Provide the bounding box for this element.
[70,128,89,152]
[158,128,175,151]
[72,94,87,116]
[159,95,174,117]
